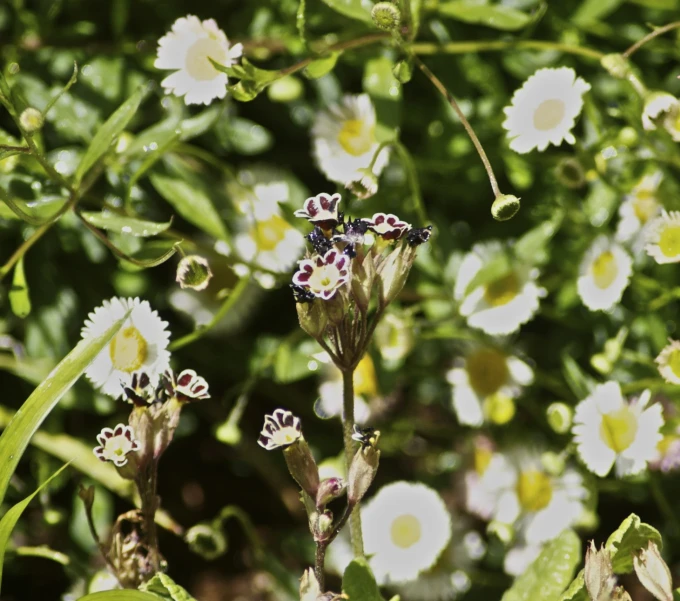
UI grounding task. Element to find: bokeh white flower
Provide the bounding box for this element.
[362,481,452,584]
[642,91,680,141]
[615,171,663,254]
[81,297,171,398]
[645,210,680,264]
[577,236,632,311]
[572,382,664,477]
[656,339,680,384]
[312,94,389,185]
[155,15,243,105]
[446,346,533,427]
[454,241,545,335]
[503,67,591,154]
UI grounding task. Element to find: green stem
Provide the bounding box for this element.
[622,20,680,58]
[216,505,265,560]
[649,472,680,537]
[410,39,604,60]
[342,369,364,557]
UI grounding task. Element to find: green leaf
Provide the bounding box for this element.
[515,210,564,265]
[9,256,31,318]
[75,84,147,184]
[0,191,67,224]
[76,592,161,601]
[119,240,181,270]
[342,558,384,601]
[437,1,532,30]
[0,462,71,593]
[149,170,228,241]
[0,310,130,505]
[80,211,172,237]
[559,570,587,601]
[140,573,197,601]
[222,118,273,155]
[501,529,581,601]
[319,0,373,22]
[605,513,662,573]
[561,354,594,400]
[572,0,624,26]
[304,52,341,79]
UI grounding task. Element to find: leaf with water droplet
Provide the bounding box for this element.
[80,211,172,237]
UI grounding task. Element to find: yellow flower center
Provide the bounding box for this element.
[337,119,375,156]
[390,514,422,549]
[516,470,553,512]
[309,264,342,293]
[591,251,618,289]
[466,348,510,396]
[657,434,676,456]
[600,406,638,453]
[658,225,680,258]
[474,446,493,475]
[483,272,520,307]
[109,326,148,373]
[252,214,289,252]
[185,37,226,81]
[533,99,566,131]
[483,392,516,425]
[633,190,659,224]
[666,349,680,378]
[354,354,378,397]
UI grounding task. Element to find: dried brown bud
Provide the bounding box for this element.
[585,541,616,601]
[348,440,380,505]
[633,541,673,601]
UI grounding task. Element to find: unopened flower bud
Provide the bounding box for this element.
[634,541,673,601]
[345,168,378,200]
[323,293,347,326]
[546,402,573,434]
[554,157,585,189]
[351,253,375,313]
[487,520,514,544]
[185,523,227,560]
[348,442,380,505]
[601,53,632,79]
[314,510,334,542]
[491,194,520,221]
[316,477,346,509]
[296,300,329,339]
[300,568,322,601]
[585,541,616,601]
[19,107,43,133]
[371,1,401,31]
[176,255,213,291]
[376,244,415,307]
[283,439,321,500]
[614,587,633,601]
[393,59,413,84]
[483,393,515,425]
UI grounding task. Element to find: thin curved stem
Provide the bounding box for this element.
[410,39,604,60]
[623,20,680,58]
[342,369,364,557]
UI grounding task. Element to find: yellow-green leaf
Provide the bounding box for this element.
[80,211,172,237]
[77,592,161,601]
[438,1,533,30]
[9,257,31,318]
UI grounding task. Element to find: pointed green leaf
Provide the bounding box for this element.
[76,592,161,601]
[140,573,197,601]
[80,211,172,237]
[0,462,71,593]
[572,0,624,26]
[75,84,147,184]
[304,52,341,79]
[559,569,587,601]
[342,558,385,601]
[0,310,130,505]
[501,529,581,601]
[320,0,373,22]
[9,257,31,318]
[605,513,662,573]
[515,210,564,265]
[437,1,532,30]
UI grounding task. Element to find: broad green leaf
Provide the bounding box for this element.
[274,339,319,383]
[501,529,581,601]
[319,0,373,22]
[149,171,228,241]
[342,558,384,601]
[77,592,161,601]
[605,513,662,573]
[140,573,197,601]
[80,211,172,237]
[438,1,532,30]
[9,256,31,318]
[515,210,564,265]
[222,118,273,155]
[629,0,678,7]
[75,85,147,184]
[0,462,70,593]
[0,192,66,223]
[304,52,341,79]
[572,0,624,26]
[0,310,130,505]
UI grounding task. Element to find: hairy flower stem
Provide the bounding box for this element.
[411,55,501,199]
[137,461,161,576]
[315,543,328,590]
[342,368,364,557]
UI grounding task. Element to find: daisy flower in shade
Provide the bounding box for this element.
[362,213,412,240]
[294,192,342,230]
[312,94,390,185]
[257,409,302,450]
[454,241,545,336]
[577,236,632,312]
[155,15,243,105]
[93,424,140,467]
[642,92,680,141]
[446,346,533,427]
[656,339,680,384]
[572,382,664,477]
[464,437,513,520]
[615,172,663,254]
[502,67,591,154]
[292,249,350,300]
[645,210,680,264]
[362,481,452,585]
[81,297,171,398]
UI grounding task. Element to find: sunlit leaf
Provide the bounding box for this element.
[80,211,172,237]
[140,573,197,601]
[437,1,533,30]
[605,513,662,573]
[304,52,341,80]
[9,256,31,318]
[76,592,161,601]
[572,0,624,26]
[342,558,385,601]
[320,0,373,22]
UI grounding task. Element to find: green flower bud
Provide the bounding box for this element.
[601,53,632,79]
[176,255,213,291]
[546,402,573,434]
[487,520,514,544]
[283,439,321,500]
[491,194,520,221]
[313,510,334,542]
[371,1,401,32]
[554,157,585,189]
[19,107,43,133]
[348,444,380,505]
[296,300,329,339]
[267,75,304,103]
[376,244,416,308]
[185,523,228,560]
[392,59,413,84]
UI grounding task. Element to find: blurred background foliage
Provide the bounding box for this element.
[1,0,680,599]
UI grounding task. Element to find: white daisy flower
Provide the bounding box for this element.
[454,241,545,336]
[502,67,591,154]
[93,424,141,467]
[615,172,663,254]
[81,297,171,398]
[656,339,680,384]
[465,438,513,520]
[155,15,243,105]
[645,210,680,264]
[362,481,452,584]
[577,236,632,312]
[312,94,390,185]
[572,382,664,477]
[447,346,533,427]
[642,91,680,141]
[257,409,302,450]
[374,311,415,364]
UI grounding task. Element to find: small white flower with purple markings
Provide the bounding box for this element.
[363,213,412,241]
[258,409,302,450]
[294,192,342,230]
[93,424,141,467]
[167,368,210,401]
[293,249,350,300]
